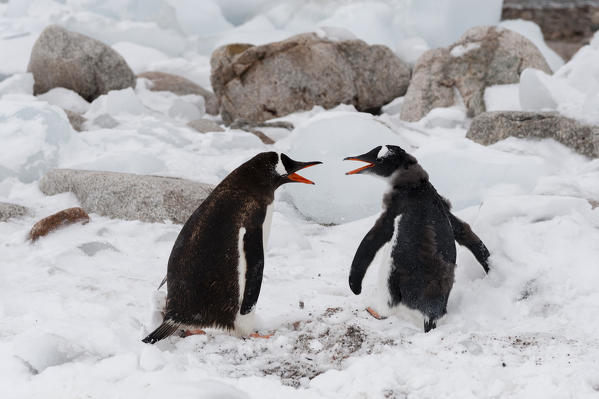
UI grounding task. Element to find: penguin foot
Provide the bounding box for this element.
[249,332,273,339]
[366,307,386,320]
[182,329,206,337]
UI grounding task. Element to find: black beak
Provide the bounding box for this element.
[343,147,380,175]
[281,154,322,184]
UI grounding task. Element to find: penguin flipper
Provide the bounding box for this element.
[349,210,395,295]
[240,224,265,315]
[446,212,490,273]
[142,319,181,344]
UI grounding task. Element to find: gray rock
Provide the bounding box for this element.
[210,33,411,124]
[187,118,224,133]
[27,25,135,102]
[64,110,86,132]
[138,71,219,115]
[401,26,551,122]
[467,111,599,158]
[39,169,214,223]
[0,202,31,222]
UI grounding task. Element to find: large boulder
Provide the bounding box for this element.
[401,26,552,122]
[39,169,214,223]
[0,202,31,222]
[466,111,599,158]
[210,33,411,124]
[27,25,136,102]
[138,71,219,115]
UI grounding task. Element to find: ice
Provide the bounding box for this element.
[111,41,169,74]
[407,0,502,48]
[37,87,91,114]
[169,0,233,36]
[396,36,430,65]
[519,67,585,113]
[0,33,37,75]
[0,73,33,96]
[316,2,398,48]
[484,84,521,112]
[85,88,147,120]
[168,97,203,121]
[499,19,564,72]
[283,111,411,225]
[0,99,74,183]
[212,14,292,51]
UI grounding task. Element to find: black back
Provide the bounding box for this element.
[164,152,278,329]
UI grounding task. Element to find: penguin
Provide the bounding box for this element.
[344,145,490,332]
[142,152,321,344]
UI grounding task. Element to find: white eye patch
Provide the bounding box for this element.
[377,145,389,159]
[276,153,286,175]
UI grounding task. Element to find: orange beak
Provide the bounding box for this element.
[287,163,319,184]
[344,158,375,175]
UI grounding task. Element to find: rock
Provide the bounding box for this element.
[27,25,136,102]
[0,202,31,222]
[39,169,214,223]
[187,119,224,133]
[401,26,551,122]
[466,111,599,158]
[138,71,219,115]
[29,207,90,241]
[64,110,86,132]
[210,33,410,124]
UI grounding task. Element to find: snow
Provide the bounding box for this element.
[37,87,91,114]
[111,41,169,74]
[0,72,33,96]
[484,84,521,112]
[2,1,599,398]
[518,31,599,124]
[450,42,481,57]
[85,87,147,119]
[0,99,75,183]
[395,36,430,65]
[283,111,411,225]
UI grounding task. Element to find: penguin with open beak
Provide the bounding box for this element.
[344,145,490,332]
[143,152,321,344]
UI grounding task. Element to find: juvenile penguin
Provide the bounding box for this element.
[344,145,490,332]
[142,152,321,344]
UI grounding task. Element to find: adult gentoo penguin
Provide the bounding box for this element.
[142,152,321,344]
[344,145,490,332]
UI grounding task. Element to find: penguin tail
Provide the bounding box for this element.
[142,319,181,344]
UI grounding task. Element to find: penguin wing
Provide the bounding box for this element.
[349,209,396,295]
[438,196,490,273]
[239,212,265,315]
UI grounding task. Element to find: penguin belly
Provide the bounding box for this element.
[232,202,274,336]
[375,215,429,326]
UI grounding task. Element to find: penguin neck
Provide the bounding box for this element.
[220,167,277,200]
[388,163,429,190]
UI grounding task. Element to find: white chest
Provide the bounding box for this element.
[262,202,274,252]
[237,227,248,303]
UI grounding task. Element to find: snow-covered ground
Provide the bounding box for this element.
[1,1,599,398]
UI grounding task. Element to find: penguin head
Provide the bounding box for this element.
[241,152,321,188]
[343,145,418,178]
[276,153,322,186]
